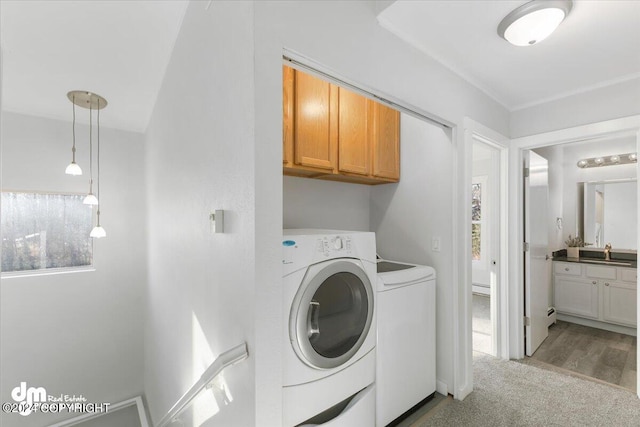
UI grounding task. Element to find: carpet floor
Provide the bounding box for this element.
[414,353,640,427]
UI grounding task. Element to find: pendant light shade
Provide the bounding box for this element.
[83,193,99,205]
[90,227,106,238]
[90,221,106,238]
[65,162,83,175]
[498,0,572,46]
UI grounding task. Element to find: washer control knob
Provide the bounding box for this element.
[334,237,343,250]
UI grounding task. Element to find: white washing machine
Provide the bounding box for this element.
[376,259,436,427]
[283,229,377,427]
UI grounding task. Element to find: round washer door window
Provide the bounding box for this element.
[290,259,374,369]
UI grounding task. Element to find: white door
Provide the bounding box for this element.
[524,150,551,356]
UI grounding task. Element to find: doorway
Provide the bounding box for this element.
[471,140,500,356]
[510,116,640,396]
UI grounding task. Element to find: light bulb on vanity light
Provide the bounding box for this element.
[594,157,604,165]
[577,159,588,168]
[629,153,637,162]
[610,155,620,163]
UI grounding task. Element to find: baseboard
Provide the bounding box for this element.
[556,313,636,336]
[436,380,448,397]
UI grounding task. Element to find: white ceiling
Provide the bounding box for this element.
[377,0,640,111]
[0,0,189,132]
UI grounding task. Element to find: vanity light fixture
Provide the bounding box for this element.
[67,90,108,238]
[577,153,638,169]
[498,0,573,46]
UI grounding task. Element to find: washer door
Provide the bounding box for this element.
[290,259,374,369]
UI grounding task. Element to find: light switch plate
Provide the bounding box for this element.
[432,237,441,252]
[210,209,224,233]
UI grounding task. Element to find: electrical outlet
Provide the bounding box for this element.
[432,237,441,252]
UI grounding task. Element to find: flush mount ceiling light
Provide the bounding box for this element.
[498,0,573,46]
[576,152,637,169]
[67,90,108,238]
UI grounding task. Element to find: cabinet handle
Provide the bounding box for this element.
[605,283,610,286]
[592,281,597,285]
[565,267,570,271]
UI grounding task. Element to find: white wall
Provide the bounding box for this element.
[143,2,259,426]
[283,176,371,231]
[561,136,637,246]
[370,113,453,392]
[254,0,509,403]
[511,78,640,138]
[0,112,146,427]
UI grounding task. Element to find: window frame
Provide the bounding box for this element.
[1,190,96,278]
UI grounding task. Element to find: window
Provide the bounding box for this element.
[1,192,93,274]
[471,182,482,261]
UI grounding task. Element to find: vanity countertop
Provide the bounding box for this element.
[552,249,637,268]
[552,256,636,268]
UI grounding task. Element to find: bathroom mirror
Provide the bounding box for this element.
[576,179,637,250]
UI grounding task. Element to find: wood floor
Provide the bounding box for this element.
[472,294,492,355]
[529,320,637,392]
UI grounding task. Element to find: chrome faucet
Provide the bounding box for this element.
[604,243,612,261]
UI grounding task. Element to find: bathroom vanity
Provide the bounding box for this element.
[553,258,637,334]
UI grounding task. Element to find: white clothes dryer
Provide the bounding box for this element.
[283,229,377,427]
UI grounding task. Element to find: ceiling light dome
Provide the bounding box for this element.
[498,0,573,46]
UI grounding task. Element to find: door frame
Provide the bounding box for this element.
[508,115,640,396]
[458,118,509,398]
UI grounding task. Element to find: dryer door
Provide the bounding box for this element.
[290,258,374,369]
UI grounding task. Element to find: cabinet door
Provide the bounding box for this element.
[338,87,370,176]
[293,71,338,171]
[372,102,400,181]
[283,65,294,167]
[603,281,637,327]
[554,277,599,319]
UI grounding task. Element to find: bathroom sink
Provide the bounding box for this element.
[580,259,632,267]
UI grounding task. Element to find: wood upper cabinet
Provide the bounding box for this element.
[283,64,337,176]
[372,102,400,181]
[283,65,399,184]
[283,65,294,167]
[338,87,371,176]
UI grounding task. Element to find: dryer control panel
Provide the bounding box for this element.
[317,235,353,258]
[283,230,375,277]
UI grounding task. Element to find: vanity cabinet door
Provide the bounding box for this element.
[554,277,599,319]
[603,281,637,327]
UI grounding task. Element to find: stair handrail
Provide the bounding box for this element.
[155,342,248,427]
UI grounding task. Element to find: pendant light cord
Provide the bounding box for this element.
[96,99,101,224]
[72,96,76,161]
[89,103,93,191]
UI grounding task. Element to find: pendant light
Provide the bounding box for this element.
[67,90,107,238]
[64,94,82,175]
[498,0,573,46]
[90,96,106,238]
[83,103,99,205]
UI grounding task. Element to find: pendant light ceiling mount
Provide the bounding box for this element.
[498,0,573,47]
[67,90,108,110]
